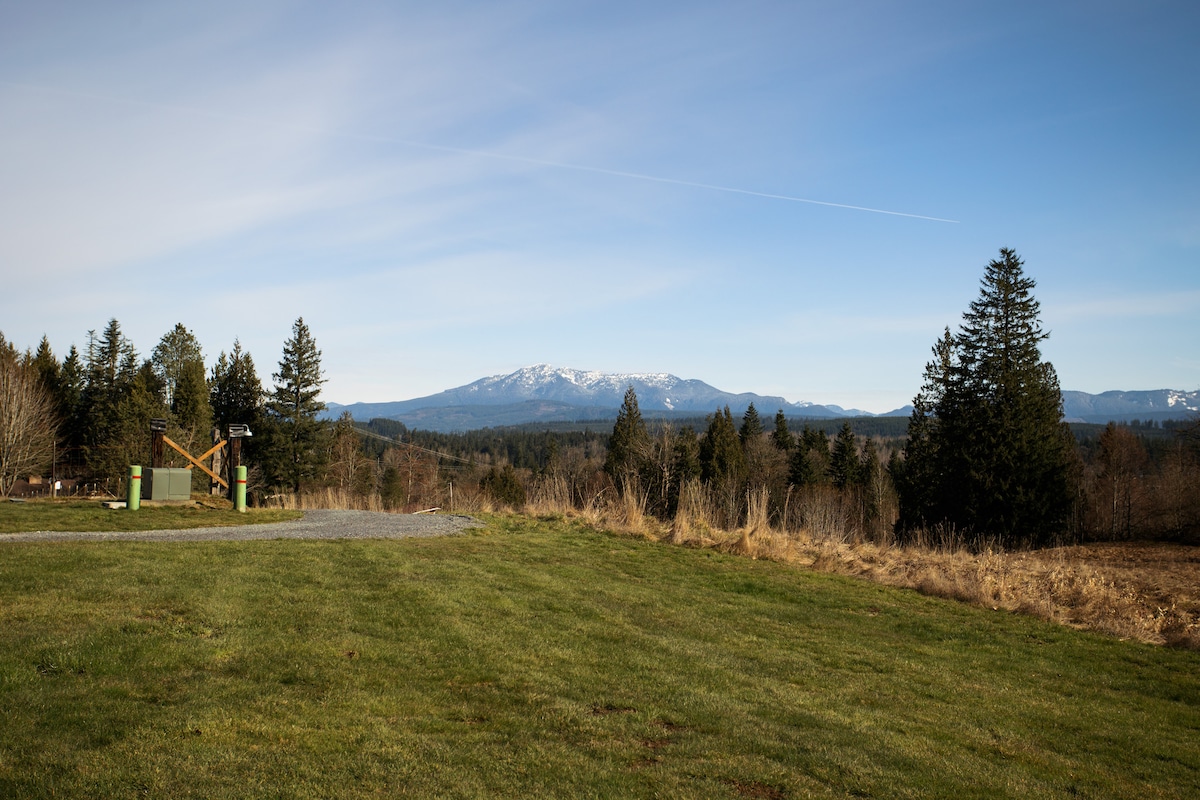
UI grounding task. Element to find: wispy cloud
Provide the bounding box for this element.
[1046,290,1200,321]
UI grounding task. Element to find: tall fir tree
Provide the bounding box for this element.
[700,407,745,485]
[896,249,1076,547]
[604,385,650,491]
[150,324,212,453]
[770,409,795,452]
[263,318,328,493]
[58,345,85,462]
[789,425,829,486]
[151,324,204,410]
[829,422,862,490]
[739,403,764,445]
[30,336,61,405]
[669,425,701,514]
[210,340,263,434]
[79,319,166,480]
[700,406,748,526]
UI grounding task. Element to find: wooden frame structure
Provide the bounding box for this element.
[150,420,251,497]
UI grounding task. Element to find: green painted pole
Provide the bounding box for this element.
[127,465,142,511]
[235,465,247,512]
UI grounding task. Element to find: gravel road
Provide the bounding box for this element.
[0,509,486,544]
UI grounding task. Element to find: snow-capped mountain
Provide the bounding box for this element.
[449,364,834,414]
[323,365,1198,432]
[1061,390,1200,423]
[324,364,863,430]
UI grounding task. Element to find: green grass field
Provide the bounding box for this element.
[0,499,300,534]
[0,514,1196,798]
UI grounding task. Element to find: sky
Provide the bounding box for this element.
[2,1,1198,414]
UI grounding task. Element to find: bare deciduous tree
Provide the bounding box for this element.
[0,338,58,495]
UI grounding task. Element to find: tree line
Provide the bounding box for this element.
[2,248,1196,547]
[0,317,329,498]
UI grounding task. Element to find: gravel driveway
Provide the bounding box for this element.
[0,509,486,544]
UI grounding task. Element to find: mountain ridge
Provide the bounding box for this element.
[321,365,1198,433]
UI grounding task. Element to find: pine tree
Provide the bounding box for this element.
[210,340,263,434]
[739,403,764,445]
[770,410,794,452]
[480,464,526,508]
[604,385,649,491]
[829,422,861,490]
[264,318,328,493]
[789,425,829,486]
[79,320,164,480]
[699,406,747,526]
[58,345,85,462]
[152,324,204,409]
[897,249,1076,547]
[669,425,701,514]
[700,407,746,485]
[30,336,61,404]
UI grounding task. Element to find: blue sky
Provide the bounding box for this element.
[2,1,1197,414]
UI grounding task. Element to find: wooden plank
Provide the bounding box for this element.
[162,435,229,489]
[196,440,227,463]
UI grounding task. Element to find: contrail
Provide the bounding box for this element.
[6,81,958,223]
[347,134,960,223]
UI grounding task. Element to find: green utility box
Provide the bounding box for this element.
[143,468,193,501]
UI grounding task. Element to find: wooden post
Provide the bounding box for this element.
[150,418,167,468]
[210,427,224,495]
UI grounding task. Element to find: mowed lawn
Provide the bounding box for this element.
[0,516,1196,798]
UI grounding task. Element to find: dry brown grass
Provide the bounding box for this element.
[766,534,1200,648]
[269,487,386,512]
[597,487,1200,649]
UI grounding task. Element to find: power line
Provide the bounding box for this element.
[350,425,477,466]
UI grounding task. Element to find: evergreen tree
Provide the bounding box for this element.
[893,329,955,533]
[79,320,162,479]
[480,464,526,507]
[700,407,745,485]
[604,385,649,491]
[739,403,764,445]
[150,324,212,453]
[897,249,1076,547]
[701,406,748,526]
[58,345,85,462]
[789,425,829,486]
[263,318,328,493]
[30,336,61,405]
[669,425,701,514]
[829,422,861,490]
[210,340,263,434]
[770,410,794,452]
[152,324,204,410]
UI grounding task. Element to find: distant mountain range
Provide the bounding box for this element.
[322,364,1199,433]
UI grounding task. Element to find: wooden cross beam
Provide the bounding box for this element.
[162,435,229,490]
